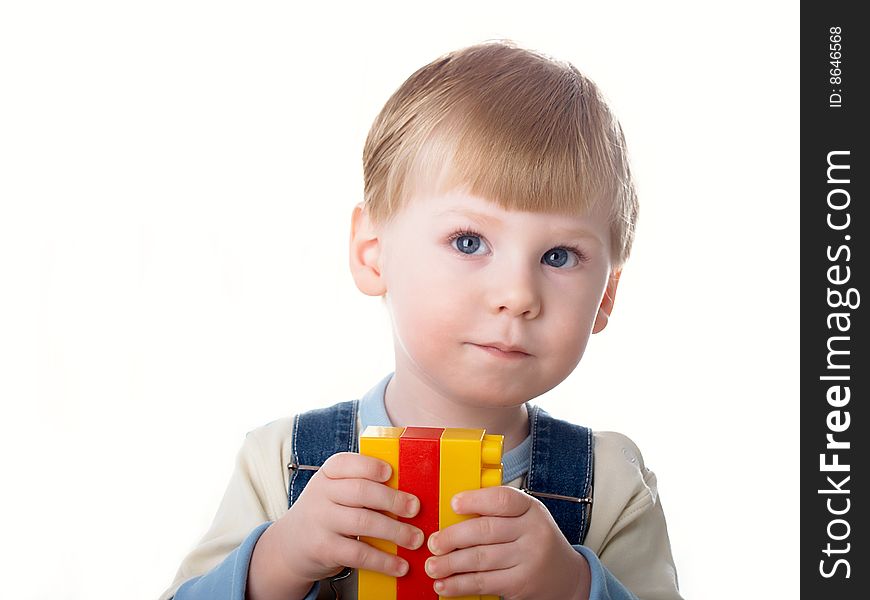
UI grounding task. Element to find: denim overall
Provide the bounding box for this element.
[287,400,594,597]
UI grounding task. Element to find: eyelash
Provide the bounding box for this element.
[446,227,590,265]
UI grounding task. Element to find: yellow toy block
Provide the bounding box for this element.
[439,429,503,600]
[358,426,404,600]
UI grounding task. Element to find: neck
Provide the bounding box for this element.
[383,371,530,452]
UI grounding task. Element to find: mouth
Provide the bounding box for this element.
[471,343,532,358]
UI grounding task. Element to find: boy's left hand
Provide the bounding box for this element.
[424,486,591,599]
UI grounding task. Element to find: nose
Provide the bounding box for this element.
[485,259,542,319]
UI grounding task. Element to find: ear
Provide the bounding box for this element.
[592,269,621,334]
[349,202,387,297]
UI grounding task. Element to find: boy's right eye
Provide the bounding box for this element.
[447,228,488,256]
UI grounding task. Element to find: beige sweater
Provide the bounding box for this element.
[160,417,682,600]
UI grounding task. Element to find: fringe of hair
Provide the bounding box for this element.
[362,39,638,268]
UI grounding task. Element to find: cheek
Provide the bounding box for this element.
[388,258,463,340]
[546,291,601,354]
[392,245,461,300]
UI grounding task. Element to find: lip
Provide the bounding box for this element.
[473,342,531,357]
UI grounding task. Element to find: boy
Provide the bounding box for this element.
[160,40,682,600]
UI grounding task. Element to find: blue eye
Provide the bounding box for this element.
[449,229,486,255]
[544,248,572,268]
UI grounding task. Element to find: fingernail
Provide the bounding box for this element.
[407,497,420,516]
[425,557,436,577]
[427,532,438,553]
[451,494,462,511]
[413,530,424,549]
[397,560,408,576]
[434,580,445,593]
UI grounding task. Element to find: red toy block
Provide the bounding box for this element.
[398,427,444,599]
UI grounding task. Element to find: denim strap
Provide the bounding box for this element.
[288,399,359,507]
[525,404,594,545]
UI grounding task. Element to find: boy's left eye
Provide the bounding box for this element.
[446,228,588,268]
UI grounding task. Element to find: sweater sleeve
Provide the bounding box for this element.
[158,420,319,600]
[582,433,683,600]
[573,545,640,600]
[169,522,316,600]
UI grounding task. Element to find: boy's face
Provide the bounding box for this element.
[350,186,619,410]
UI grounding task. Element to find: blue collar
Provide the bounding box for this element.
[359,371,531,483]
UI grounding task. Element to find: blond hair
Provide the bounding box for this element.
[362,39,638,268]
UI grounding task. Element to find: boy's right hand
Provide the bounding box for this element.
[248,452,422,599]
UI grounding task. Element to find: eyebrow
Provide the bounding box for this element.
[436,208,501,226]
[436,208,603,244]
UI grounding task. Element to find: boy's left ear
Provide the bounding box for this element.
[592,269,621,334]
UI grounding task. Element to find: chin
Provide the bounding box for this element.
[451,382,535,408]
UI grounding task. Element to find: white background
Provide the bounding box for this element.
[0,1,798,598]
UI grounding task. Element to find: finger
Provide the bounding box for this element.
[333,505,424,550]
[431,566,513,598]
[327,478,420,518]
[319,452,392,482]
[428,516,519,555]
[451,486,533,518]
[331,536,409,578]
[425,541,518,579]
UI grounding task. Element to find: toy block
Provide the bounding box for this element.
[438,429,503,529]
[360,426,504,600]
[397,427,444,599]
[358,426,404,600]
[439,429,503,600]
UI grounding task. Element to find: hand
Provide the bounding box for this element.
[247,452,424,600]
[424,486,592,600]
